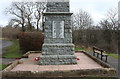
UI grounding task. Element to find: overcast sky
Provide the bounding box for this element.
[0,0,119,26]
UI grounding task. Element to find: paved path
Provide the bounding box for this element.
[86,51,120,75]
[1,40,13,48]
[0,40,13,55]
[1,58,16,65]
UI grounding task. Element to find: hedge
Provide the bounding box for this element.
[19,32,44,53]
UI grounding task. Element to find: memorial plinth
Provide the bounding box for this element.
[39,0,77,65]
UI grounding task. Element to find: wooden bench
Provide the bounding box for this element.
[93,46,108,62]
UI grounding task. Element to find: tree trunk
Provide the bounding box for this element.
[37,20,39,31]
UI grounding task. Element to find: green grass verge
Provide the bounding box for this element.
[75,47,87,51]
[75,46,120,60]
[0,64,8,70]
[107,54,120,59]
[3,40,23,58]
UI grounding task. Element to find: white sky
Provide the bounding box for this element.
[0,0,119,26]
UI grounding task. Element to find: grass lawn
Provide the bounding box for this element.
[3,40,23,58]
[0,64,8,70]
[75,47,87,51]
[107,54,120,59]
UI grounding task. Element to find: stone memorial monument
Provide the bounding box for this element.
[39,0,77,65]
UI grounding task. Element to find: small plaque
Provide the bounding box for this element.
[53,21,64,38]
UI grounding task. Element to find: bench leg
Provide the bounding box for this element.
[101,55,103,60]
[97,53,99,58]
[105,56,108,62]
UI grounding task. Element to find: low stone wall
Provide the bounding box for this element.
[2,68,117,78]
[3,60,22,72]
[22,51,41,58]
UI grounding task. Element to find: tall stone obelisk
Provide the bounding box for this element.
[39,0,77,65]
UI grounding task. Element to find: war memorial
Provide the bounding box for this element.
[2,0,117,79]
[39,0,77,65]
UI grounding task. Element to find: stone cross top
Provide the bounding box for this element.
[39,0,77,65]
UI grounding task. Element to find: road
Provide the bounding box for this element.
[1,40,13,49]
[0,40,13,55]
[0,40,14,65]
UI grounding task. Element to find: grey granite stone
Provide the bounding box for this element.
[46,1,69,12]
[39,55,77,65]
[39,0,77,65]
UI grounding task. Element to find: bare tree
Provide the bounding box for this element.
[99,7,118,53]
[34,2,46,31]
[99,8,118,44]
[5,2,46,32]
[106,8,118,30]
[100,19,112,30]
[6,2,26,32]
[24,2,34,31]
[72,9,93,30]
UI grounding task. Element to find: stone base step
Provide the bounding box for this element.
[39,55,77,65]
[42,43,75,55]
